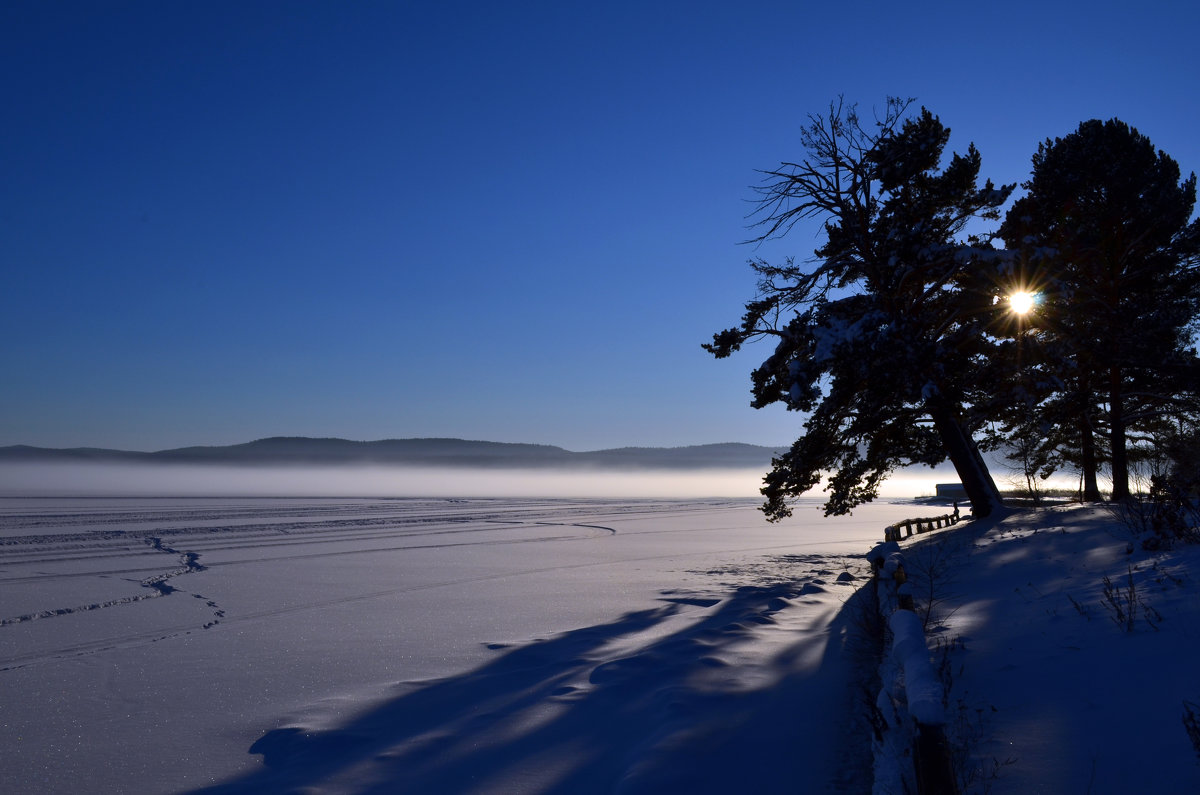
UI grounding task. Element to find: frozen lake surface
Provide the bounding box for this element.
[0,496,929,793]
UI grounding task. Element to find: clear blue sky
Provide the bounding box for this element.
[3,0,1198,452]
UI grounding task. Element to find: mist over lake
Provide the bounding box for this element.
[0,460,969,501]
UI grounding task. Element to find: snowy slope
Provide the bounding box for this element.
[895,505,1200,793]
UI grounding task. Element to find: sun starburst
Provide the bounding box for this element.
[1009,291,1036,315]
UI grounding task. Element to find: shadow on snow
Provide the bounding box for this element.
[189,577,880,794]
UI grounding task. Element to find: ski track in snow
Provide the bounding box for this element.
[1,534,214,625]
[0,499,771,671]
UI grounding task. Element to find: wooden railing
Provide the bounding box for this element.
[884,506,961,542]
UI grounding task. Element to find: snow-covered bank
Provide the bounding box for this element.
[894,505,1200,792]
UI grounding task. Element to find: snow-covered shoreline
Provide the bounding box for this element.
[4,496,1195,793]
[882,504,1200,792]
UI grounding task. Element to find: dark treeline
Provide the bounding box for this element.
[708,98,1200,522]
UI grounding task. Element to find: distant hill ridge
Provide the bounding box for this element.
[0,436,786,470]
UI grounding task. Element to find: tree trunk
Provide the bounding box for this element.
[1077,388,1103,502]
[1109,365,1130,500]
[927,400,1004,518]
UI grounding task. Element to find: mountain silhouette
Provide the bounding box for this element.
[0,437,785,471]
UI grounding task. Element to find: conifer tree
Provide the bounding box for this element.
[707,98,1013,519]
[1000,119,1200,500]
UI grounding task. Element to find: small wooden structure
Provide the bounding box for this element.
[884,505,961,542]
[935,483,968,500]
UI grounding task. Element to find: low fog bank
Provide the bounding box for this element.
[0,462,766,499]
[0,462,961,500]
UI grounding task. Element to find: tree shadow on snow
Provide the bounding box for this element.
[188,576,881,795]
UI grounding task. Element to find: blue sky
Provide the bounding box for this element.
[3,0,1198,452]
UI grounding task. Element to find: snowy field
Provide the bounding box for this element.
[0,495,928,794]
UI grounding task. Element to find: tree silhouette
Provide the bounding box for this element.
[1000,119,1200,500]
[707,98,1013,519]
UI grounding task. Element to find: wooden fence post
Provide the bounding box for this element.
[882,512,962,542]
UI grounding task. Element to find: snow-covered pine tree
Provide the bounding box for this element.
[706,98,1014,519]
[1000,119,1200,501]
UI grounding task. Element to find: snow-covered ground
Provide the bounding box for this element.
[893,504,1200,793]
[0,496,923,794]
[6,496,1196,793]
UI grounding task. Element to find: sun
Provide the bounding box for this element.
[1008,291,1037,315]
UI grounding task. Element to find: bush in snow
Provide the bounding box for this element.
[1100,565,1162,632]
[1121,430,1200,549]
